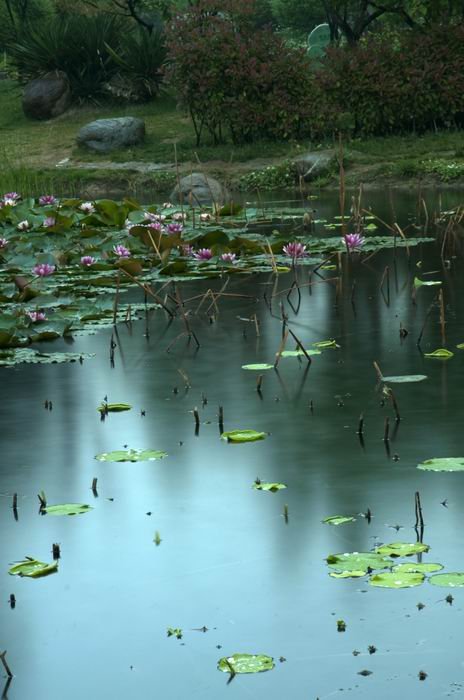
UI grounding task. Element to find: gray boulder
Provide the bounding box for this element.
[22,71,71,120]
[76,117,145,153]
[293,149,336,182]
[170,173,230,206]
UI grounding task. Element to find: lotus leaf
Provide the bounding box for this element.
[253,482,287,492]
[323,515,356,526]
[241,364,274,371]
[381,374,427,383]
[418,457,464,472]
[369,572,425,588]
[424,348,454,359]
[95,449,167,462]
[327,552,392,572]
[217,653,274,674]
[329,570,367,579]
[97,403,132,413]
[9,557,58,578]
[375,542,430,557]
[221,430,267,443]
[43,503,93,516]
[428,573,464,587]
[393,563,443,574]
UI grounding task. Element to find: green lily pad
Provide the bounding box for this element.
[43,503,93,516]
[327,552,392,572]
[97,403,132,413]
[0,349,94,366]
[323,515,356,526]
[95,449,167,462]
[221,430,267,443]
[280,349,322,358]
[8,557,58,578]
[456,343,464,350]
[369,572,425,589]
[428,573,464,587]
[253,482,287,492]
[424,348,454,359]
[381,374,427,383]
[217,653,275,675]
[414,277,442,288]
[312,339,340,349]
[393,562,443,574]
[241,364,274,370]
[375,542,430,557]
[329,570,367,579]
[418,457,464,472]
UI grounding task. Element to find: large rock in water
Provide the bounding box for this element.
[170,173,229,206]
[22,71,71,120]
[293,149,336,182]
[76,117,145,153]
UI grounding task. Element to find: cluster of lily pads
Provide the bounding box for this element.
[0,191,435,358]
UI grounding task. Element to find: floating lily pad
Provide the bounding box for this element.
[393,563,443,574]
[381,374,427,384]
[253,482,287,492]
[375,542,430,558]
[8,557,58,578]
[414,277,442,288]
[221,430,267,443]
[217,653,275,675]
[457,343,464,350]
[424,348,454,360]
[43,503,93,516]
[428,573,464,587]
[97,403,132,413]
[329,570,367,579]
[0,349,94,366]
[418,457,464,472]
[313,339,340,349]
[323,515,356,526]
[95,449,167,462]
[369,572,425,588]
[241,364,274,371]
[280,349,321,358]
[327,552,392,572]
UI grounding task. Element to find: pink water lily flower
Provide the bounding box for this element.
[43,217,56,228]
[0,238,9,249]
[38,195,56,206]
[343,233,365,252]
[166,222,183,235]
[146,221,165,233]
[27,310,47,322]
[221,252,236,263]
[79,201,95,214]
[3,192,20,203]
[17,220,31,231]
[33,263,55,277]
[283,241,307,260]
[113,244,131,258]
[194,248,213,260]
[81,255,96,267]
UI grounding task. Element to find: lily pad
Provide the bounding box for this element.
[327,552,392,572]
[97,403,132,413]
[329,570,367,579]
[369,572,425,588]
[43,503,93,516]
[424,348,454,360]
[241,364,274,371]
[414,277,442,288]
[312,339,340,349]
[393,562,443,574]
[8,557,58,578]
[381,374,427,384]
[217,653,275,675]
[428,573,464,587]
[0,349,94,366]
[418,457,464,472]
[221,430,267,443]
[323,515,356,526]
[253,482,287,492]
[375,542,430,558]
[280,349,322,358]
[95,449,167,462]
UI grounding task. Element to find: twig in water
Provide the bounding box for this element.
[379,265,390,305]
[283,504,289,524]
[0,651,13,678]
[383,417,390,442]
[218,406,224,432]
[438,289,446,345]
[193,407,200,435]
[91,478,98,497]
[373,361,383,382]
[274,329,289,369]
[357,414,364,435]
[112,270,121,325]
[287,328,312,364]
[417,291,440,347]
[256,374,263,394]
[388,388,401,422]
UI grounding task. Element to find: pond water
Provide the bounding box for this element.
[2,188,464,699]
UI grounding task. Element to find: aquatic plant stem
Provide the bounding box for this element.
[0,651,12,678]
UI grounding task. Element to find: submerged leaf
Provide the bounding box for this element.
[241,364,274,371]
[428,573,464,587]
[393,563,443,574]
[43,503,93,516]
[8,557,58,578]
[95,449,167,462]
[221,430,267,443]
[424,348,454,360]
[418,457,464,472]
[375,542,430,557]
[323,515,356,526]
[253,482,287,492]
[217,653,274,674]
[369,572,425,588]
[382,374,427,384]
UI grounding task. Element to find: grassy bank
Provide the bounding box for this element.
[2,78,464,196]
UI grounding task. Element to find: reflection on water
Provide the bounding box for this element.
[1,190,464,699]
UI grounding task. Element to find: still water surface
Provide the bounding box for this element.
[1,189,464,699]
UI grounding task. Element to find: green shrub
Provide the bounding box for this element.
[238,162,297,190]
